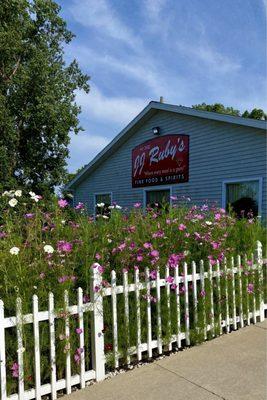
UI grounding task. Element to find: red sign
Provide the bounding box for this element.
[132,134,189,188]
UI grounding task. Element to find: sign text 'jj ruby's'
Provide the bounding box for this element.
[132,134,189,188]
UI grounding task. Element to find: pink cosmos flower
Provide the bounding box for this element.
[39,272,45,279]
[247,283,254,294]
[75,328,83,335]
[214,213,221,221]
[57,241,73,253]
[178,224,186,231]
[75,202,84,210]
[136,255,143,262]
[24,213,35,219]
[94,285,100,293]
[0,231,7,238]
[134,202,141,208]
[166,276,174,284]
[58,199,68,208]
[98,265,105,274]
[150,270,157,280]
[200,289,206,297]
[170,195,177,200]
[171,283,177,290]
[11,362,19,378]
[143,242,152,249]
[150,249,159,258]
[211,242,220,250]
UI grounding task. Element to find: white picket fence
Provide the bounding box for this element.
[0,241,266,400]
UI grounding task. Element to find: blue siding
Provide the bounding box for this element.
[73,111,267,219]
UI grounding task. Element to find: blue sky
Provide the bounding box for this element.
[57,0,267,173]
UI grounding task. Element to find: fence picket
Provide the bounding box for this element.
[243,255,250,325]
[237,256,244,328]
[216,261,222,335]
[184,262,190,346]
[64,291,71,394]
[16,298,24,400]
[134,269,142,361]
[165,266,172,350]
[199,260,207,340]
[90,266,105,381]
[156,268,162,354]
[192,261,198,328]
[145,268,152,358]
[123,271,130,365]
[0,300,7,400]
[251,254,257,324]
[48,293,57,400]
[77,288,85,388]
[231,257,237,330]
[33,295,41,400]
[255,241,264,322]
[111,271,119,368]
[208,262,215,337]
[174,267,181,348]
[223,259,230,333]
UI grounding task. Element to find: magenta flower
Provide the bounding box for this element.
[150,249,159,258]
[247,283,254,294]
[171,283,177,290]
[24,213,35,219]
[200,289,206,297]
[211,242,220,249]
[98,265,105,274]
[57,241,73,253]
[58,199,68,208]
[150,270,157,280]
[134,202,141,208]
[166,276,174,284]
[10,362,19,378]
[75,202,84,210]
[94,285,100,293]
[0,231,7,239]
[75,328,83,335]
[143,242,152,249]
[178,224,186,231]
[136,255,143,262]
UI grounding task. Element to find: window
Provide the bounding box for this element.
[145,188,170,209]
[223,178,262,218]
[94,193,112,217]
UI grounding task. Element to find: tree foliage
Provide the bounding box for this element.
[0,0,89,194]
[192,103,266,120]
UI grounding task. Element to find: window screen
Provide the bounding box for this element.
[226,181,259,217]
[146,189,170,209]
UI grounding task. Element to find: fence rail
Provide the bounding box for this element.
[0,241,266,400]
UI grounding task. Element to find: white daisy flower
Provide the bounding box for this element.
[44,245,54,254]
[10,247,20,255]
[9,198,18,207]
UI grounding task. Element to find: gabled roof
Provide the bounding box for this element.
[65,101,266,190]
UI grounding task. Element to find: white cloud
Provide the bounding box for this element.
[76,85,148,125]
[69,0,141,50]
[176,41,241,74]
[144,0,166,20]
[68,132,110,172]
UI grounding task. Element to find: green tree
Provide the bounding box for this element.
[0,0,89,194]
[192,103,266,120]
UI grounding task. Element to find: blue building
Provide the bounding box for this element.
[65,101,266,220]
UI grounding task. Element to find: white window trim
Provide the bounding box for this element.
[93,192,113,218]
[143,185,173,211]
[222,177,263,217]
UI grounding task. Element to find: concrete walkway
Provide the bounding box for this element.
[65,321,267,400]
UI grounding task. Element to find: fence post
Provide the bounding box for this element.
[90,265,105,381]
[255,240,264,322]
